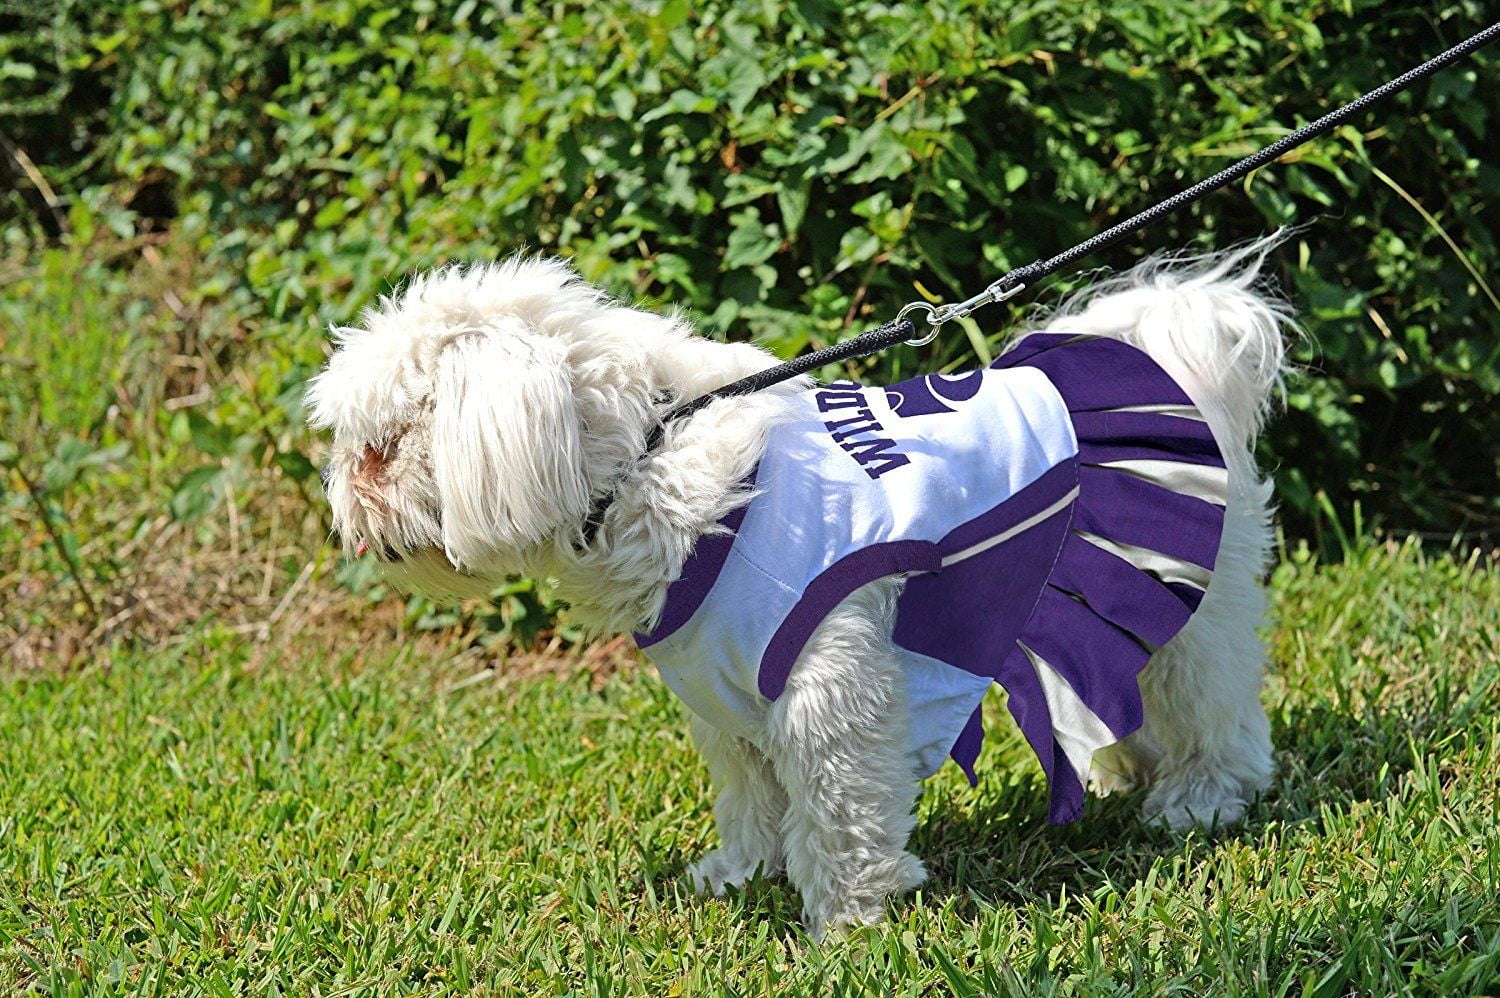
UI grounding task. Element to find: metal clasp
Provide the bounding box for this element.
[896,301,942,346]
[897,280,1027,347]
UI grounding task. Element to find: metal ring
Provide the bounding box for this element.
[897,301,943,347]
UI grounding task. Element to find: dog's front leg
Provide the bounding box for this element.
[686,712,787,894]
[762,580,926,941]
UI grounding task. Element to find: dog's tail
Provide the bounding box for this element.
[1035,231,1296,456]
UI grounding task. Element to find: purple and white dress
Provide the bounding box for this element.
[634,333,1227,823]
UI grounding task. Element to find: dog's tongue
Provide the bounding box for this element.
[356,540,369,557]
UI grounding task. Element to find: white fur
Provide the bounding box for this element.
[308,240,1293,939]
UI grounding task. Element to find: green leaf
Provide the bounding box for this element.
[722,209,781,269]
[638,90,717,123]
[42,437,97,491]
[817,123,882,176]
[275,449,319,483]
[776,182,809,237]
[652,0,691,30]
[834,227,880,272]
[0,60,37,82]
[80,443,130,468]
[847,129,911,184]
[188,411,235,458]
[92,30,130,54]
[719,56,767,117]
[171,466,229,522]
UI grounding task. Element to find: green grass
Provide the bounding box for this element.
[1,539,1497,993]
[4,11,1498,982]
[1,226,1495,994]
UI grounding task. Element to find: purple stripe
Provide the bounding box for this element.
[987,332,1074,369]
[1073,466,1224,570]
[1071,411,1225,467]
[936,460,1079,559]
[635,469,758,648]
[758,540,940,700]
[1078,442,1225,469]
[1046,754,1086,824]
[1166,581,1206,610]
[1047,537,1195,649]
[894,496,1074,681]
[1019,587,1151,740]
[996,644,1086,824]
[950,707,983,786]
[995,334,1195,411]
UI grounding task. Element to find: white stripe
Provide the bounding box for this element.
[1018,642,1119,785]
[1072,530,1212,591]
[1104,403,1205,420]
[1091,459,1228,506]
[940,486,1080,567]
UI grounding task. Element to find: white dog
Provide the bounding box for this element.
[308,241,1291,939]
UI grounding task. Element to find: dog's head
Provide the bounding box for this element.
[307,257,676,596]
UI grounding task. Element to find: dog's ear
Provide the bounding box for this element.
[431,331,588,568]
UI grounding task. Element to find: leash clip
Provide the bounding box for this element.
[899,280,1027,347]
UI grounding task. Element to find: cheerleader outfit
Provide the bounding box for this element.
[634,333,1226,823]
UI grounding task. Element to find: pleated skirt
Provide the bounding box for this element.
[974,332,1228,823]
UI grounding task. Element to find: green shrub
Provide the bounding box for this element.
[4,0,1497,543]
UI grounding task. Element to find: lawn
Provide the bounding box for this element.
[2,537,1497,993]
[2,2,1498,983]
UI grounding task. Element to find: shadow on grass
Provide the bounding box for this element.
[637,841,810,942]
[638,692,1473,937]
[908,696,1446,914]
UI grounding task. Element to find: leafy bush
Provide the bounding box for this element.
[4,0,1497,544]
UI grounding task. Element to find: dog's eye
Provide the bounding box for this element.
[319,464,332,489]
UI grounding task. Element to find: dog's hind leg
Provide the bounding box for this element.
[1136,480,1277,831]
[685,713,787,894]
[762,580,926,941]
[1089,729,1161,798]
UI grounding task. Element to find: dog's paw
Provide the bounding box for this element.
[1088,761,1140,798]
[1089,740,1155,798]
[809,904,885,944]
[686,848,779,896]
[802,850,926,943]
[1140,787,1248,832]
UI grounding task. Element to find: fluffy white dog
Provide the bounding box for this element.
[308,242,1291,939]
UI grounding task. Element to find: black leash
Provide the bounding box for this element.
[583,21,1499,545]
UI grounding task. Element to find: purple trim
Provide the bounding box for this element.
[1048,760,1086,824]
[894,468,1077,779]
[761,461,1079,702]
[895,496,1074,681]
[935,460,1078,559]
[1071,411,1225,467]
[1165,581,1206,610]
[996,643,1085,824]
[994,334,1195,411]
[758,540,941,700]
[1047,537,1194,649]
[1074,466,1224,570]
[1019,587,1150,740]
[951,707,983,786]
[986,332,1065,369]
[1078,442,1225,469]
[635,469,758,648]
[885,370,985,417]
